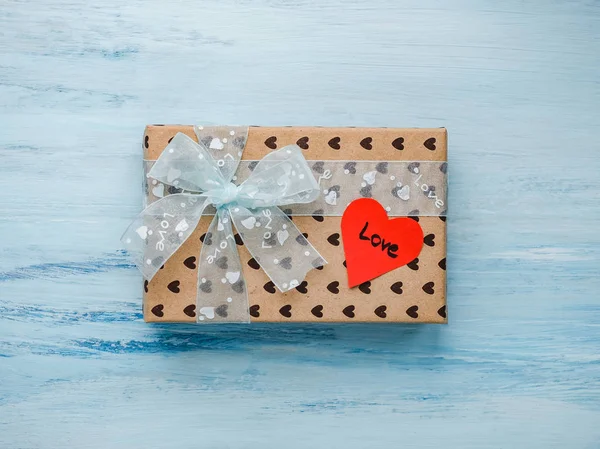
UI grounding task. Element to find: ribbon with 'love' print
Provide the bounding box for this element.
[122,125,327,323]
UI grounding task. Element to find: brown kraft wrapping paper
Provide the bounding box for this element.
[142,126,447,323]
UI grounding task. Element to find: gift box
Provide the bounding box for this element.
[126,125,447,323]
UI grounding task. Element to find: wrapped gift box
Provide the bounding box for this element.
[139,125,447,323]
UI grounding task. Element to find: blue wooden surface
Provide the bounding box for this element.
[1,0,599,447]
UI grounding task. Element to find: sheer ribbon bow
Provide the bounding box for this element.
[122,126,326,322]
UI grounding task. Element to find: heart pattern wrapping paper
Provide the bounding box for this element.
[141,125,447,323]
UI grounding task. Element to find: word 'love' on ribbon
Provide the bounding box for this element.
[122,126,326,323]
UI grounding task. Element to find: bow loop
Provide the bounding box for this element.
[236,145,320,208]
[148,133,226,192]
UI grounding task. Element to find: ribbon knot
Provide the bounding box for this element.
[209,182,240,207]
[122,126,326,322]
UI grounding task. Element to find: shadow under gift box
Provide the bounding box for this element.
[142,125,447,323]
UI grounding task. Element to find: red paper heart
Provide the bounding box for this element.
[341,198,424,287]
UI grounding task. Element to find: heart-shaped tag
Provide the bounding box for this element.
[341,198,424,287]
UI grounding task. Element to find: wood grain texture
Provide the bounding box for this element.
[1,0,599,447]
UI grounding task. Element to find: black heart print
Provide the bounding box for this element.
[360,137,372,150]
[391,185,406,199]
[424,137,436,151]
[406,305,419,319]
[151,256,165,268]
[144,280,149,293]
[167,185,182,195]
[295,281,308,294]
[328,137,341,149]
[264,233,277,247]
[359,185,372,198]
[422,185,436,198]
[312,161,325,174]
[312,257,325,270]
[375,162,388,174]
[311,305,324,318]
[327,233,340,246]
[296,233,309,246]
[167,280,180,293]
[249,304,260,317]
[374,305,387,318]
[343,305,355,318]
[183,256,196,269]
[344,162,356,174]
[422,282,435,294]
[359,281,371,294]
[407,258,419,270]
[390,281,403,294]
[392,137,404,150]
[279,257,292,270]
[200,232,212,245]
[424,234,435,247]
[296,136,309,149]
[151,304,164,317]
[327,185,341,199]
[407,162,420,174]
[327,281,340,294]
[233,136,245,148]
[264,136,277,149]
[215,304,228,318]
[215,256,228,269]
[183,304,196,317]
[248,258,260,270]
[312,209,324,222]
[234,234,244,246]
[437,305,447,318]
[279,304,292,318]
[438,258,446,270]
[408,210,420,222]
[264,281,276,294]
[231,280,245,294]
[144,135,149,149]
[199,280,212,293]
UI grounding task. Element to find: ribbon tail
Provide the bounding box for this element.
[230,206,327,293]
[195,207,250,323]
[121,193,210,280]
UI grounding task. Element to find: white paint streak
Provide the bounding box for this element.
[492,248,594,261]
